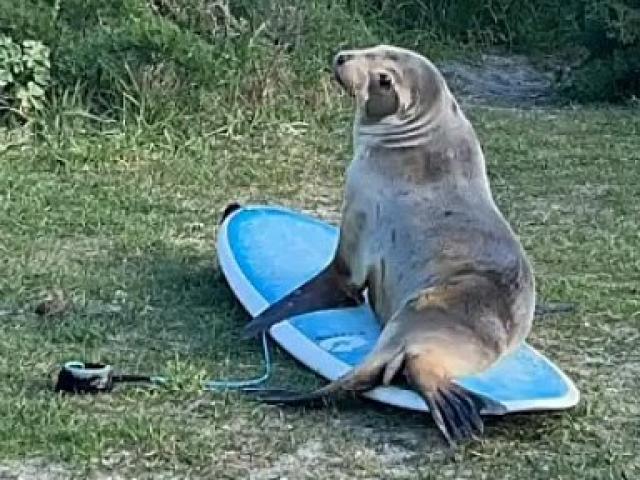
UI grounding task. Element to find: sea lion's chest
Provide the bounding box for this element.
[343,145,449,248]
[342,145,516,322]
[342,148,445,319]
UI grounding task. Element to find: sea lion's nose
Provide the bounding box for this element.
[334,53,352,68]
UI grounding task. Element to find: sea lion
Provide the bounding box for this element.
[241,44,536,446]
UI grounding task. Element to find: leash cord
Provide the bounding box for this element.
[148,332,272,392]
[56,333,273,394]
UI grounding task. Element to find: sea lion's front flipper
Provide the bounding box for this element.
[243,260,364,339]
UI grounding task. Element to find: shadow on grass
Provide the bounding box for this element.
[38,247,565,450]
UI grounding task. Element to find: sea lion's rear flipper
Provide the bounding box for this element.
[241,387,335,407]
[405,349,507,447]
[418,380,505,446]
[243,383,343,408]
[245,348,404,405]
[243,260,364,339]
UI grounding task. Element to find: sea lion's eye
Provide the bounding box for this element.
[379,73,392,90]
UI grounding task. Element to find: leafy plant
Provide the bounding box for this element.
[562,1,640,102]
[0,35,51,118]
[346,0,584,50]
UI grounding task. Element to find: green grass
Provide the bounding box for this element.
[1,0,639,477]
[1,101,639,478]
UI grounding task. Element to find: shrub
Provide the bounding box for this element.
[0,0,386,127]
[563,1,640,102]
[346,0,584,50]
[0,36,51,119]
[1,0,639,120]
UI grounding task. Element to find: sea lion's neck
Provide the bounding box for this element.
[355,116,439,150]
[351,99,493,197]
[355,95,447,150]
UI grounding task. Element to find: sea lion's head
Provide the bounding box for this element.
[333,44,446,127]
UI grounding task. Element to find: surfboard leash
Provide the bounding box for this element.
[52,300,577,394]
[54,332,273,394]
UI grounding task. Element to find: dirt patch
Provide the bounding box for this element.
[248,440,330,480]
[0,461,71,480]
[439,54,554,107]
[0,460,193,480]
[246,410,445,480]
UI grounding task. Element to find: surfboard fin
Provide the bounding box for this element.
[243,261,364,339]
[219,202,242,224]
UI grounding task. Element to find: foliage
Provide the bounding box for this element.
[347,0,583,50]
[0,36,51,118]
[0,0,638,125]
[562,1,640,102]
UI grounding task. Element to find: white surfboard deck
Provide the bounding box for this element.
[216,204,579,414]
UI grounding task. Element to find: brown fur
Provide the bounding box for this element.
[244,45,535,447]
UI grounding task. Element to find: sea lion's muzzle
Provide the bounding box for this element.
[334,52,352,68]
[332,52,353,94]
[333,50,371,100]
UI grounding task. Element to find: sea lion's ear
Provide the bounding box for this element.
[396,83,414,115]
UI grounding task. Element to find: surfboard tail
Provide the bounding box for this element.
[242,261,363,339]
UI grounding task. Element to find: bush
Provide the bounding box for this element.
[347,0,584,50]
[0,0,389,128]
[0,36,51,119]
[563,1,640,102]
[0,0,282,126]
[0,0,638,121]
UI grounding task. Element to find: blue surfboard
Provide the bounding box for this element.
[217,204,579,414]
